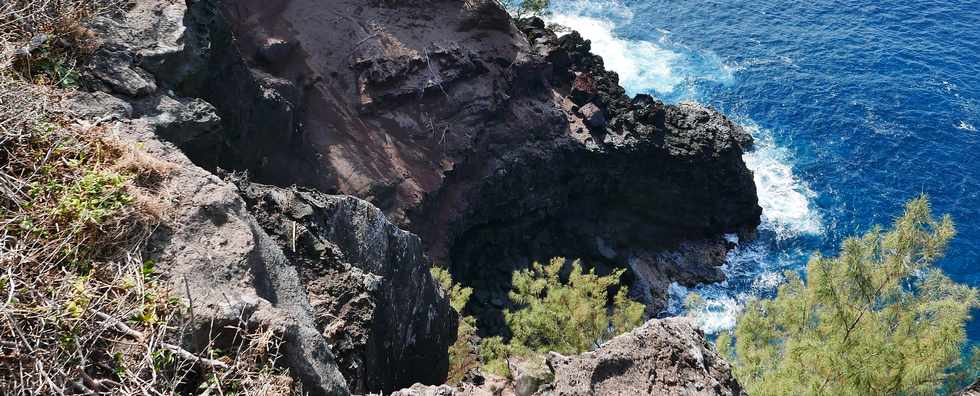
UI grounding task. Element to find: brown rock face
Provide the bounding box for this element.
[543,318,745,396]
[160,0,756,337]
[146,0,760,334]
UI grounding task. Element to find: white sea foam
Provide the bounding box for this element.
[957,121,977,132]
[751,270,785,292]
[678,126,822,333]
[692,296,743,334]
[547,13,683,95]
[667,282,744,334]
[742,125,822,239]
[545,0,821,334]
[546,1,732,98]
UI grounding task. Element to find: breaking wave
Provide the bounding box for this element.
[548,0,824,334]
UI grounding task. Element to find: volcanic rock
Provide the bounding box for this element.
[148,1,762,335]
[542,318,745,396]
[238,184,458,393]
[66,1,463,393]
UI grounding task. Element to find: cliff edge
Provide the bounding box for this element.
[125,0,761,333]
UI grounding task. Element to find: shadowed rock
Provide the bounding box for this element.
[144,0,760,336]
[238,183,458,393]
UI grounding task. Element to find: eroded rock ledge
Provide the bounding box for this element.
[126,0,761,334]
[66,0,761,393]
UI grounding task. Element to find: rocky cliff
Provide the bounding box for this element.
[61,0,761,393]
[62,93,458,394]
[64,2,459,394]
[109,0,760,334]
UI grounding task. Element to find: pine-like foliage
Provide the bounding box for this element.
[501,0,551,18]
[431,267,480,384]
[505,257,645,355]
[717,196,979,396]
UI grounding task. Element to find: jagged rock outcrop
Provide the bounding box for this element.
[119,0,760,336]
[541,318,744,396]
[66,99,455,395]
[67,0,760,390]
[384,318,745,396]
[82,114,351,396]
[61,1,460,394]
[237,184,457,393]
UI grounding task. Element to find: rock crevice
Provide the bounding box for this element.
[136,0,761,334]
[66,0,762,393]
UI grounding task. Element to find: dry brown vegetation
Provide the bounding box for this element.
[0,2,297,395]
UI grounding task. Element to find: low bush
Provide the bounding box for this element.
[431,267,481,384]
[716,196,980,396]
[481,258,645,376]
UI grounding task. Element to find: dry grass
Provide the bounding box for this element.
[1,0,123,88]
[0,2,298,395]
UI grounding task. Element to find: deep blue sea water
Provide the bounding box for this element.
[546,0,980,341]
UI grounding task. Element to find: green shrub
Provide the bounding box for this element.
[434,258,645,380]
[431,267,481,384]
[504,257,645,355]
[502,0,551,18]
[716,196,979,396]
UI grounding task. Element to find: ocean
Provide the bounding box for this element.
[545,0,980,341]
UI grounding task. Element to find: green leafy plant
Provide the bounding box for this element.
[717,196,980,396]
[478,258,645,377]
[431,267,481,383]
[501,0,551,19]
[504,257,644,355]
[54,169,132,226]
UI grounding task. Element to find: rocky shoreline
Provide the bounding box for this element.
[60,0,761,393]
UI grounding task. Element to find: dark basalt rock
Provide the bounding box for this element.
[84,0,760,360]
[238,183,458,393]
[123,0,761,337]
[73,1,461,394]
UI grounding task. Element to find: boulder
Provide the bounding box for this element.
[541,318,745,396]
[577,102,607,130]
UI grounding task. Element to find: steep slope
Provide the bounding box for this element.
[137,0,760,333]
[60,1,459,394]
[60,0,761,392]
